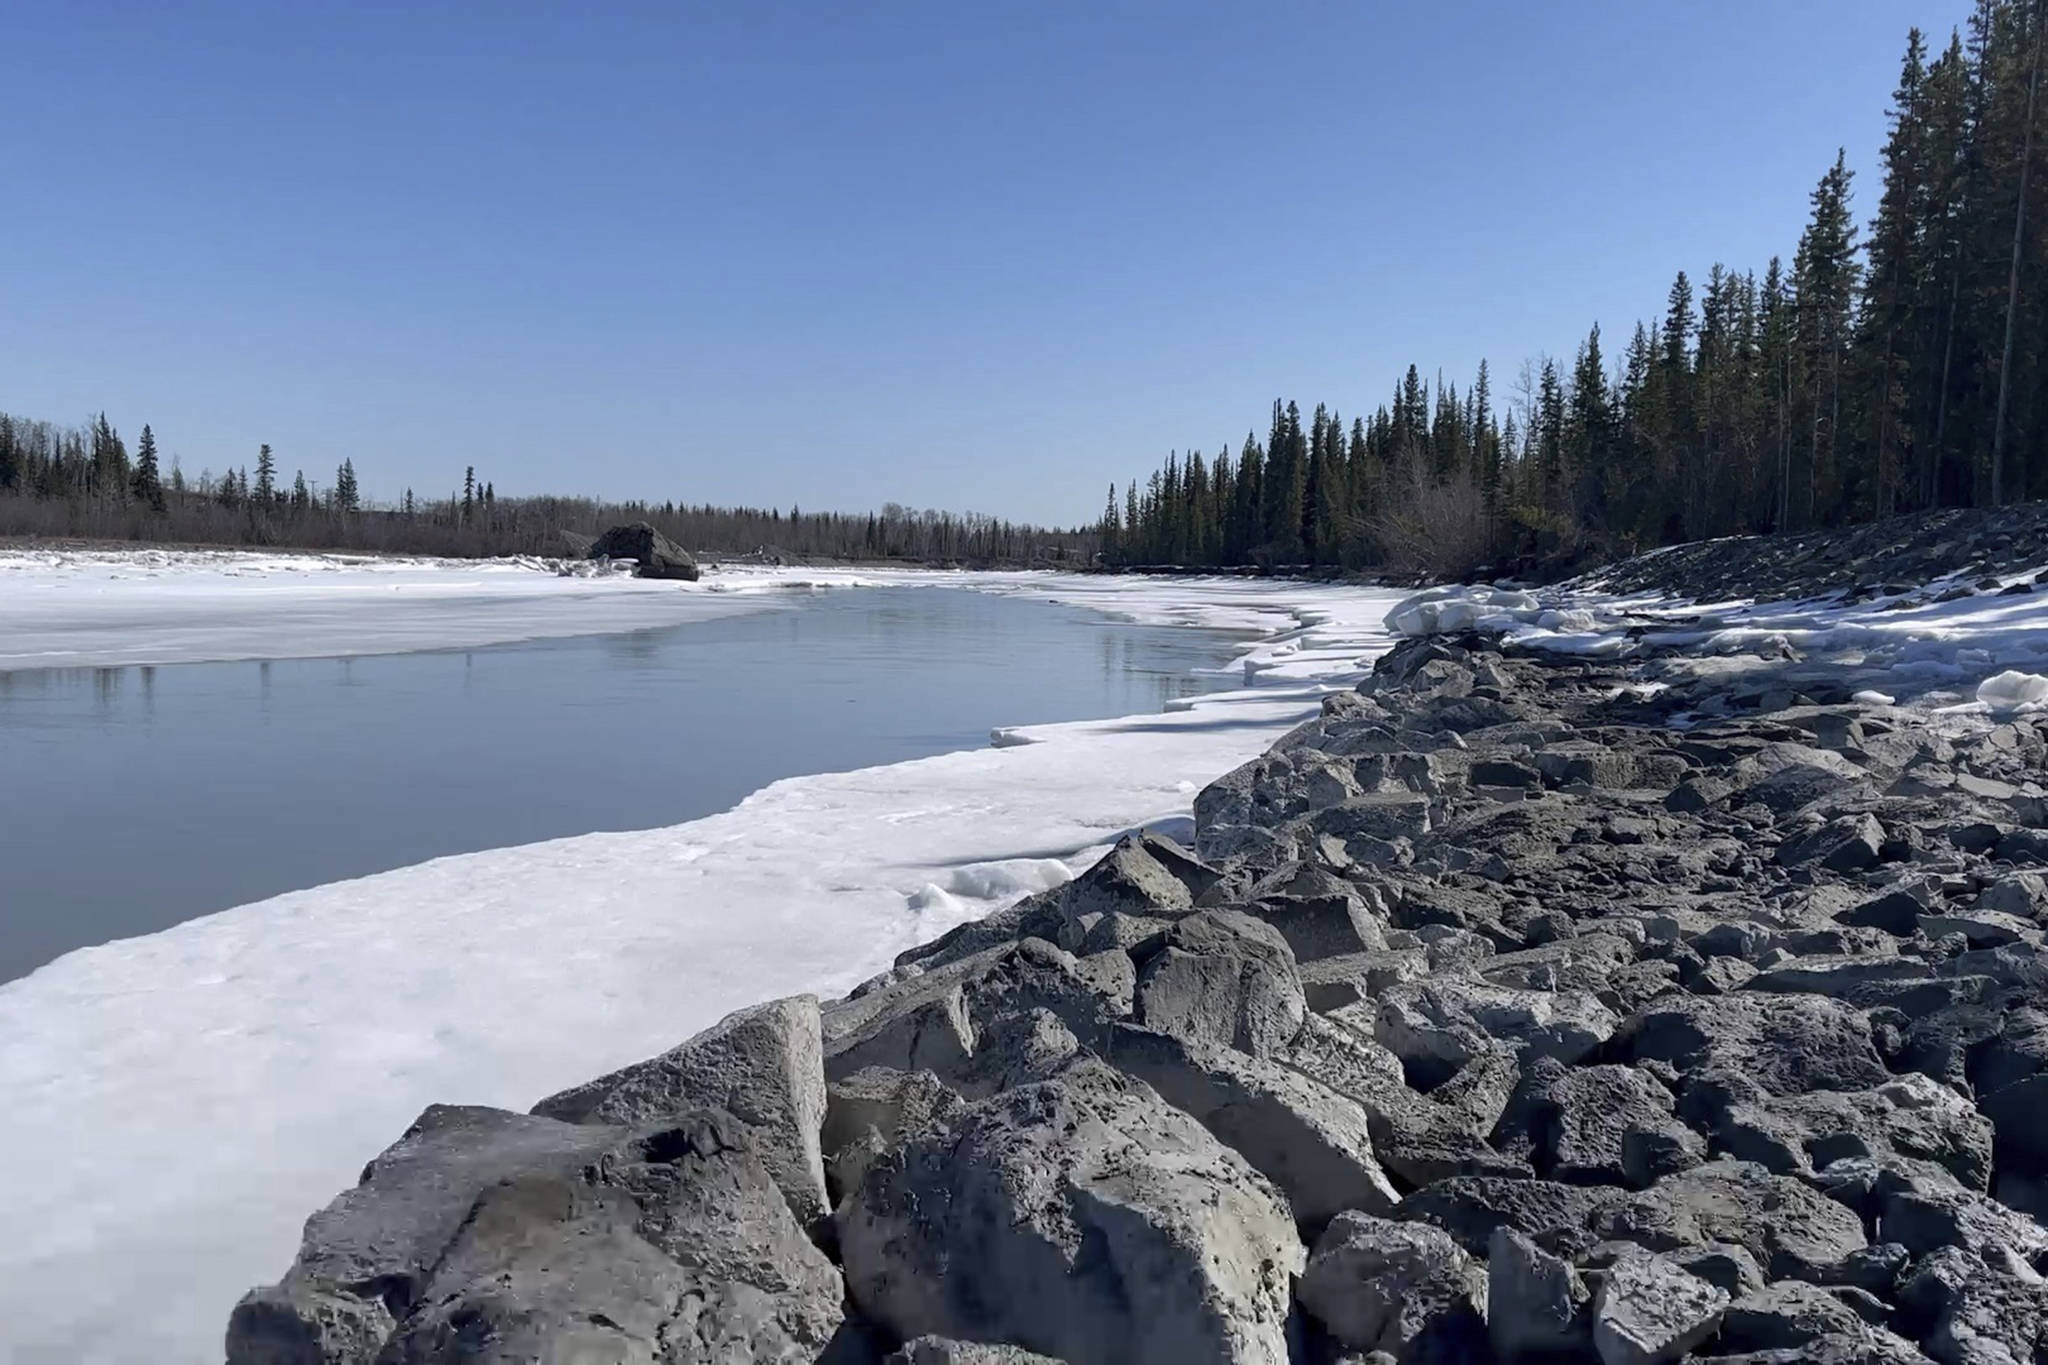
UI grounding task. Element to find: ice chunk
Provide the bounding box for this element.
[1852,690,1896,706]
[1978,670,2048,710]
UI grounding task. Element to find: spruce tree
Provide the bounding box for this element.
[255,444,277,504]
[130,424,164,510]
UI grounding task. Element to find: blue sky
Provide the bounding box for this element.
[3,1,1973,525]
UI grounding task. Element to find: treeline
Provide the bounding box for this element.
[1104,1,2048,577]
[0,413,1090,565]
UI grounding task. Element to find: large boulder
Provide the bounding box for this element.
[532,994,829,1227]
[1589,1160,1869,1282]
[226,1106,848,1364]
[1615,993,1890,1097]
[1489,1225,1592,1362]
[1132,910,1306,1058]
[820,938,1127,1092]
[588,521,699,579]
[1295,1211,1488,1358]
[1592,1248,1729,1365]
[837,1060,1304,1365]
[1102,1023,1399,1231]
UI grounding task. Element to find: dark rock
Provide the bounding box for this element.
[1589,1160,1868,1281]
[1133,910,1306,1058]
[588,521,699,579]
[1488,1225,1592,1362]
[1591,1248,1729,1365]
[1296,1211,1488,1358]
[531,993,829,1227]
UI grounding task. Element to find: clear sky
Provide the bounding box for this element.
[3,1,1975,525]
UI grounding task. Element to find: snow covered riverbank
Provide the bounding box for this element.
[0,564,1412,1363]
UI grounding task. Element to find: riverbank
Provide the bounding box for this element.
[0,569,1413,1362]
[225,524,2048,1363]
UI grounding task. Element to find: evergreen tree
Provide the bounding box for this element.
[335,459,360,513]
[255,444,277,504]
[130,424,164,510]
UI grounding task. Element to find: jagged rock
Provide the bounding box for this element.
[1059,832,1199,923]
[1299,947,1430,1011]
[838,1060,1303,1365]
[1977,872,2048,920]
[1102,1023,1399,1229]
[1395,1175,1622,1257]
[1296,1211,1488,1358]
[1589,1161,1868,1281]
[227,1105,633,1360]
[1374,977,1615,1091]
[821,1067,966,1201]
[897,895,1069,974]
[532,994,829,1226]
[588,521,699,579]
[1665,1242,1767,1298]
[1715,1281,1888,1354]
[1250,891,1391,962]
[1685,1070,1992,1189]
[1492,1057,1700,1187]
[1591,1249,1729,1365]
[1898,1244,2048,1365]
[1616,993,1890,1097]
[821,938,1126,1090]
[1488,1225,1592,1362]
[888,1340,1067,1365]
[1778,813,1886,871]
[1133,910,1306,1058]
[228,1107,847,1364]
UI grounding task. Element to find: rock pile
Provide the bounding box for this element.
[227,628,2048,1363]
[1578,502,2048,604]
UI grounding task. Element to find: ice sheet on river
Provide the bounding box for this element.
[0,566,1409,1363]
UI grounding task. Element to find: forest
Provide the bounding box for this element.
[1103,0,2048,576]
[0,418,1091,565]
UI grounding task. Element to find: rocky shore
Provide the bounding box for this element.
[226,590,2048,1362]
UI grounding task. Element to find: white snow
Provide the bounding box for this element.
[0,548,794,671]
[1384,569,2048,709]
[1852,689,1898,707]
[0,564,1412,1364]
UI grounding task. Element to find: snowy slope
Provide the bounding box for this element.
[0,567,1411,1364]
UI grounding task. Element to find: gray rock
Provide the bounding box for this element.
[821,938,1125,1091]
[1133,910,1306,1058]
[1375,977,1615,1091]
[1488,1225,1592,1362]
[1590,1160,1868,1281]
[1296,1211,1487,1358]
[588,521,698,579]
[1396,1175,1623,1258]
[1665,1242,1767,1298]
[227,1105,630,1361]
[1250,892,1391,962]
[1716,1281,1885,1354]
[1492,1057,1699,1187]
[1976,872,2048,920]
[1059,833,1198,922]
[1298,948,1430,1011]
[888,1340,1067,1365]
[837,1060,1303,1365]
[1617,993,1890,1097]
[821,1066,966,1202]
[1591,1249,1729,1365]
[532,993,829,1226]
[1777,813,1886,871]
[1102,1023,1399,1230]
[1692,1071,1992,1189]
[228,1107,847,1365]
